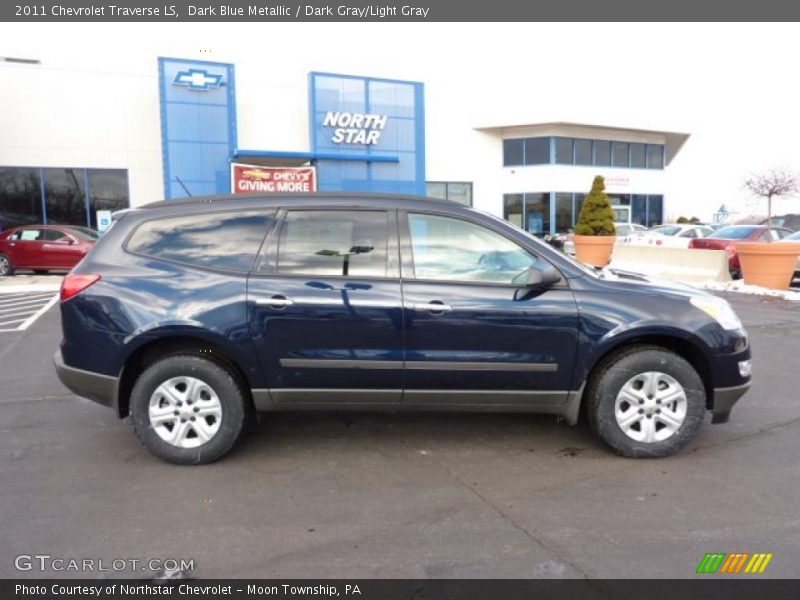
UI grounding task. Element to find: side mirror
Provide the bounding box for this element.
[515,260,561,288]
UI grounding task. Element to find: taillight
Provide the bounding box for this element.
[60,274,101,302]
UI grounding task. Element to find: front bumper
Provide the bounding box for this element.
[711,381,751,424]
[53,350,118,410]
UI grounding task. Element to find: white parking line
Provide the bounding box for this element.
[0,292,58,333]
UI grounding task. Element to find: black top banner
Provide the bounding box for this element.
[3,0,800,21]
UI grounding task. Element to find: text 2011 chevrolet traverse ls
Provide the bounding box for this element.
[54,193,751,464]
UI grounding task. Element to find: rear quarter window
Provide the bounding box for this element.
[126,210,274,273]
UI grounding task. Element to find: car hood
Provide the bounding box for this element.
[590,267,713,300]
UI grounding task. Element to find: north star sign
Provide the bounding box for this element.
[323,111,388,145]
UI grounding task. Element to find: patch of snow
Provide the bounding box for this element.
[692,279,800,301]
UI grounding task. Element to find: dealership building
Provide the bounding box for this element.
[1,51,689,235]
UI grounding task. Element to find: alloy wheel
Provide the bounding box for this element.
[148,376,223,448]
[614,371,688,443]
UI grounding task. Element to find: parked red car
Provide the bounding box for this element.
[0,225,98,276]
[689,225,794,278]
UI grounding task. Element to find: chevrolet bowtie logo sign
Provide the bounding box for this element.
[173,69,223,91]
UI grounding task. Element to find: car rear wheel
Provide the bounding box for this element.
[0,254,14,276]
[587,346,706,458]
[130,354,247,465]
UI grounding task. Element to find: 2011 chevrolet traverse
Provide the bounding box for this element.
[54,193,751,464]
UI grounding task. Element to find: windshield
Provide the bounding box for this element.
[709,226,758,240]
[786,231,800,241]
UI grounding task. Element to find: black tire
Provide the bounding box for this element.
[586,345,706,458]
[130,354,247,465]
[0,253,14,276]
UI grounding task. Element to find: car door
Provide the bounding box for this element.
[399,211,579,405]
[248,207,404,404]
[9,228,44,268]
[41,228,78,268]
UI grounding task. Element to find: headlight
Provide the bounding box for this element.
[690,296,744,331]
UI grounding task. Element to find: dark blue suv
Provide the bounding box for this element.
[54,193,752,464]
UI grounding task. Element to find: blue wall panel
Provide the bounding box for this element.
[158,58,236,199]
[309,72,425,196]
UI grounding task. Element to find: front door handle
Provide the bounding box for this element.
[413,301,452,313]
[256,295,294,309]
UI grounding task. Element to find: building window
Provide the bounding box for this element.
[593,141,611,167]
[632,194,647,226]
[647,195,664,226]
[44,168,88,226]
[504,191,664,234]
[554,137,573,164]
[426,182,473,206]
[88,170,130,229]
[524,138,550,165]
[555,193,573,234]
[574,139,593,166]
[612,142,629,167]
[0,167,43,230]
[0,166,129,231]
[646,145,664,169]
[503,194,524,229]
[503,137,665,170]
[504,193,550,236]
[524,193,550,235]
[630,143,646,168]
[503,139,524,166]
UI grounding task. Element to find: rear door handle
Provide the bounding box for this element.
[256,295,294,309]
[413,301,452,313]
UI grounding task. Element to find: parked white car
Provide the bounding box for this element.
[620,224,715,248]
[563,222,647,255]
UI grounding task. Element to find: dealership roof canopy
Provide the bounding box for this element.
[232,149,399,168]
[475,121,690,166]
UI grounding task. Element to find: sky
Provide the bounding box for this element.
[4,22,800,220]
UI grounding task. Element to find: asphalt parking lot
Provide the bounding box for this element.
[1,279,799,579]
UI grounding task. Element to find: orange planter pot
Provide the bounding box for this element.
[573,235,616,267]
[735,241,800,290]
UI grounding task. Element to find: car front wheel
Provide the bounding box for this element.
[587,346,706,458]
[130,354,247,464]
[0,254,14,276]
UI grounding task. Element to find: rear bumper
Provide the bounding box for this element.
[53,350,118,411]
[711,381,751,424]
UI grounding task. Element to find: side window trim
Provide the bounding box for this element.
[254,206,401,280]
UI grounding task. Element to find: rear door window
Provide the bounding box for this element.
[43,229,68,241]
[127,211,275,273]
[276,210,390,278]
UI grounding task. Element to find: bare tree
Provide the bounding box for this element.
[743,168,800,240]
